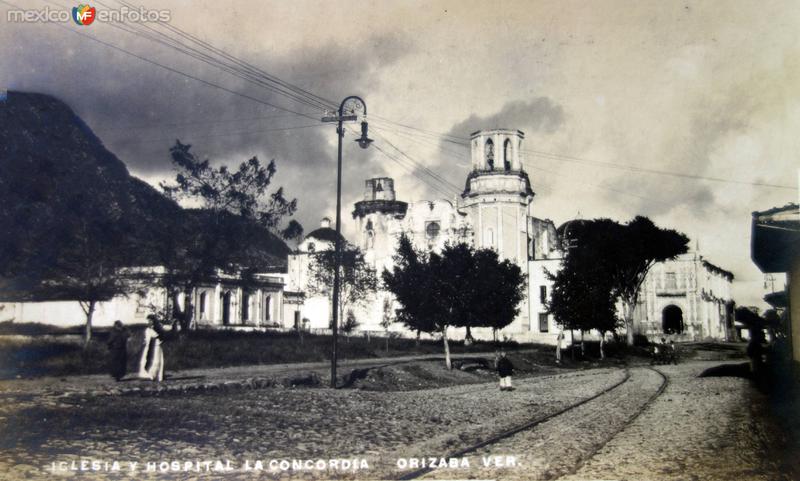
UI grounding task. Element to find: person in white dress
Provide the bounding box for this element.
[138,315,165,382]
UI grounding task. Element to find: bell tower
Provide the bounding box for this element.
[352,177,408,270]
[462,129,533,266]
[461,129,534,335]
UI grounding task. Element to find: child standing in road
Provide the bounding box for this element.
[496,350,515,391]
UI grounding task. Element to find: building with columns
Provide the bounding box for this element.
[0,266,304,330]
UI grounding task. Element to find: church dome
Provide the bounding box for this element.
[305,227,345,244]
[304,218,345,245]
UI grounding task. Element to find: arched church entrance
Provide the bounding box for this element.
[222,291,232,326]
[662,305,684,334]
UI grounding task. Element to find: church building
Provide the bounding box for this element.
[290,129,537,338]
[288,127,735,343]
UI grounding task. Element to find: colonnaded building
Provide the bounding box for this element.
[288,128,736,343]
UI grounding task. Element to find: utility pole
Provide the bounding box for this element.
[322,96,372,388]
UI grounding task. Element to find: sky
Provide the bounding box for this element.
[2,0,798,308]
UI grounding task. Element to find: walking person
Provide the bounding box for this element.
[107,320,129,381]
[138,315,165,382]
[496,350,515,391]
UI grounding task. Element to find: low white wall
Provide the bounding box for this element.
[0,297,143,327]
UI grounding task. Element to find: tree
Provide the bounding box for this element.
[383,234,526,369]
[469,248,526,342]
[383,234,445,362]
[382,234,437,335]
[341,309,359,342]
[307,244,378,331]
[45,186,139,348]
[158,141,302,332]
[562,217,688,346]
[546,256,619,359]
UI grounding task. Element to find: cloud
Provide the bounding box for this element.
[373,97,567,205]
[445,98,565,138]
[0,21,413,238]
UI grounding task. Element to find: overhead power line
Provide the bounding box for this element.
[12,0,795,194]
[103,0,335,112]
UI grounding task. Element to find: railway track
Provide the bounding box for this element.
[433,367,625,400]
[397,366,668,480]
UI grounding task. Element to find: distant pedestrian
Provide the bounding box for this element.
[138,315,165,382]
[555,330,564,364]
[107,320,129,381]
[668,340,677,364]
[746,329,766,378]
[496,350,515,391]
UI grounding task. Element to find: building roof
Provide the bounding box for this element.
[752,203,799,219]
[751,203,800,273]
[701,259,735,281]
[764,290,788,309]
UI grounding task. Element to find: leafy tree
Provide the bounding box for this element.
[383,234,526,369]
[46,186,138,347]
[469,248,526,342]
[546,257,619,359]
[307,244,378,331]
[341,309,360,342]
[562,217,688,346]
[158,141,302,331]
[382,234,437,335]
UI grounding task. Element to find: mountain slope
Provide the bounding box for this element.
[0,91,289,298]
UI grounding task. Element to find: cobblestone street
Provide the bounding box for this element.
[0,361,793,480]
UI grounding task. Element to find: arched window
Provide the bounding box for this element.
[307,242,315,253]
[503,139,511,170]
[485,139,494,170]
[484,227,494,246]
[426,221,441,239]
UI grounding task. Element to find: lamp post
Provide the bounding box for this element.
[322,96,372,388]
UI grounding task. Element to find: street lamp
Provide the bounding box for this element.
[322,96,371,388]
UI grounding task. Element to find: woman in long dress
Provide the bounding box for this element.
[138,315,165,382]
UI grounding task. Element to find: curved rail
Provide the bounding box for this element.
[397,368,633,480]
[563,366,669,478]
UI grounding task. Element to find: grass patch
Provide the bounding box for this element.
[0,326,527,379]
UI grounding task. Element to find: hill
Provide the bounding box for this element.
[0,91,289,299]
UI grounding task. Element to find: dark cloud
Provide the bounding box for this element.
[394,97,566,202]
[1,23,412,237]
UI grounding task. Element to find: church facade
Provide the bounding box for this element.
[289,129,536,338]
[528,241,736,344]
[288,127,735,343]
